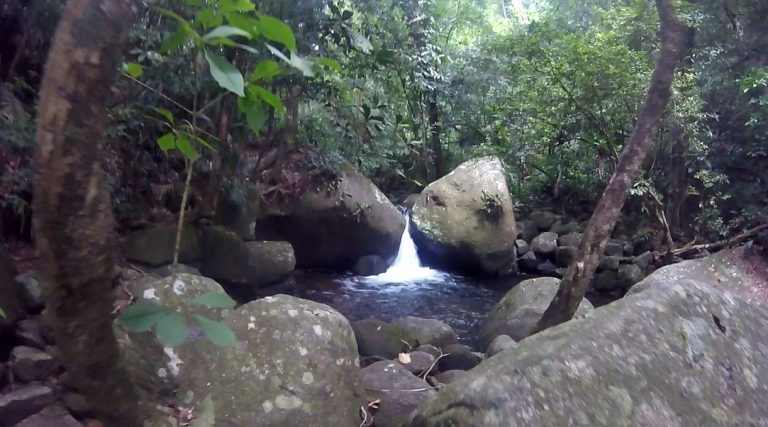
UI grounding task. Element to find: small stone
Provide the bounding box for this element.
[0,384,55,426]
[353,255,388,276]
[618,264,645,289]
[516,220,538,243]
[514,239,529,256]
[597,256,621,272]
[486,335,517,358]
[15,404,82,427]
[396,351,436,375]
[537,260,558,275]
[11,346,56,382]
[634,251,653,270]
[558,232,583,248]
[14,272,46,312]
[517,251,538,271]
[529,211,556,231]
[551,221,580,235]
[15,317,50,349]
[435,370,468,384]
[415,344,441,358]
[594,271,620,291]
[554,246,577,268]
[531,232,558,256]
[62,391,92,415]
[438,344,481,371]
[604,241,624,257]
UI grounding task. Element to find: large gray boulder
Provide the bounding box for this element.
[254,167,405,270]
[123,224,203,267]
[410,157,517,276]
[406,248,768,426]
[479,277,593,344]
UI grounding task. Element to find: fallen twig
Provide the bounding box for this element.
[662,223,768,258]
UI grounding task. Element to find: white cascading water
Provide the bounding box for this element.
[368,218,440,282]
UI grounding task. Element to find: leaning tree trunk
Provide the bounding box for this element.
[33,0,143,425]
[531,0,687,334]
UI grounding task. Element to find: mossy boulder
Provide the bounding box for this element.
[407,249,768,426]
[410,157,517,276]
[215,183,261,240]
[123,224,202,267]
[254,168,405,270]
[479,277,593,344]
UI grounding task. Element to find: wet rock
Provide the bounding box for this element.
[558,232,583,248]
[397,351,436,375]
[438,344,481,371]
[536,259,558,275]
[353,255,388,276]
[517,251,538,271]
[200,226,295,290]
[415,344,441,358]
[486,335,517,358]
[634,251,653,270]
[411,156,517,276]
[529,211,556,231]
[405,253,768,427]
[391,317,458,349]
[480,277,594,344]
[11,346,56,382]
[14,272,45,312]
[361,361,435,427]
[14,404,82,427]
[551,220,580,235]
[531,232,558,256]
[516,220,538,243]
[618,264,645,290]
[514,239,529,256]
[603,241,624,257]
[0,384,54,427]
[597,256,621,272]
[124,224,203,267]
[352,319,409,359]
[148,263,201,278]
[254,167,405,270]
[594,270,620,291]
[434,370,467,385]
[554,246,577,268]
[402,193,421,211]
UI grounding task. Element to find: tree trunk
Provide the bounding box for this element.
[665,133,689,237]
[428,90,444,178]
[33,0,144,425]
[531,0,687,334]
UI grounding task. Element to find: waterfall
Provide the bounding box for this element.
[369,217,440,282]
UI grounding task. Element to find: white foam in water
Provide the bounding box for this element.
[365,218,442,283]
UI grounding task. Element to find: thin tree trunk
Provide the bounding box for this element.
[531,0,687,334]
[33,0,144,425]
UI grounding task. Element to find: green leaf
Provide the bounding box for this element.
[204,49,245,97]
[154,108,174,124]
[118,301,169,332]
[203,25,251,41]
[156,312,189,347]
[251,60,280,81]
[175,134,199,160]
[161,27,191,53]
[225,13,260,37]
[122,62,144,78]
[245,104,268,133]
[250,86,285,113]
[190,292,236,309]
[0,307,6,319]
[220,0,255,13]
[157,133,176,152]
[194,315,237,347]
[233,43,259,54]
[195,9,222,30]
[189,394,215,427]
[257,14,296,51]
[194,136,216,152]
[266,44,314,77]
[316,57,342,73]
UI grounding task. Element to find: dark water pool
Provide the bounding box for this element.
[290,271,530,349]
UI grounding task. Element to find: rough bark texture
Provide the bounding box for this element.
[532,0,687,334]
[32,0,143,424]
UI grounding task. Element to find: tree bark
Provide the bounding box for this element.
[531,0,687,334]
[33,0,144,425]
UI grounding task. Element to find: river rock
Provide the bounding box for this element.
[603,241,624,257]
[405,249,768,426]
[597,255,621,272]
[551,220,580,235]
[397,351,436,375]
[392,317,458,349]
[200,226,294,291]
[410,156,517,276]
[14,404,82,427]
[15,317,50,349]
[362,361,435,427]
[402,193,421,211]
[531,232,558,256]
[514,239,529,256]
[517,251,538,271]
[634,251,653,270]
[558,232,583,248]
[618,264,645,289]
[486,335,517,358]
[0,385,55,427]
[594,270,620,291]
[516,220,538,243]
[352,319,408,359]
[123,224,203,266]
[10,346,55,382]
[528,211,556,231]
[554,246,577,268]
[353,255,388,276]
[479,277,594,344]
[416,344,441,358]
[434,370,468,385]
[14,272,45,312]
[254,167,405,270]
[215,183,260,240]
[438,344,481,371]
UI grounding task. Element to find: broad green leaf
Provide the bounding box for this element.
[316,57,342,73]
[190,292,236,309]
[204,49,245,97]
[225,13,260,37]
[233,43,259,54]
[190,394,215,427]
[157,133,176,152]
[194,136,216,152]
[266,44,314,77]
[156,312,189,347]
[194,315,237,347]
[122,62,144,78]
[257,14,296,51]
[195,9,223,30]
[0,307,6,319]
[220,0,255,13]
[184,0,203,5]
[245,104,268,133]
[203,25,251,41]
[161,28,190,53]
[250,60,280,81]
[118,301,168,332]
[154,108,174,124]
[206,37,236,48]
[175,134,199,160]
[250,86,285,113]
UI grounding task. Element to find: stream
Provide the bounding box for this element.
[292,219,528,348]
